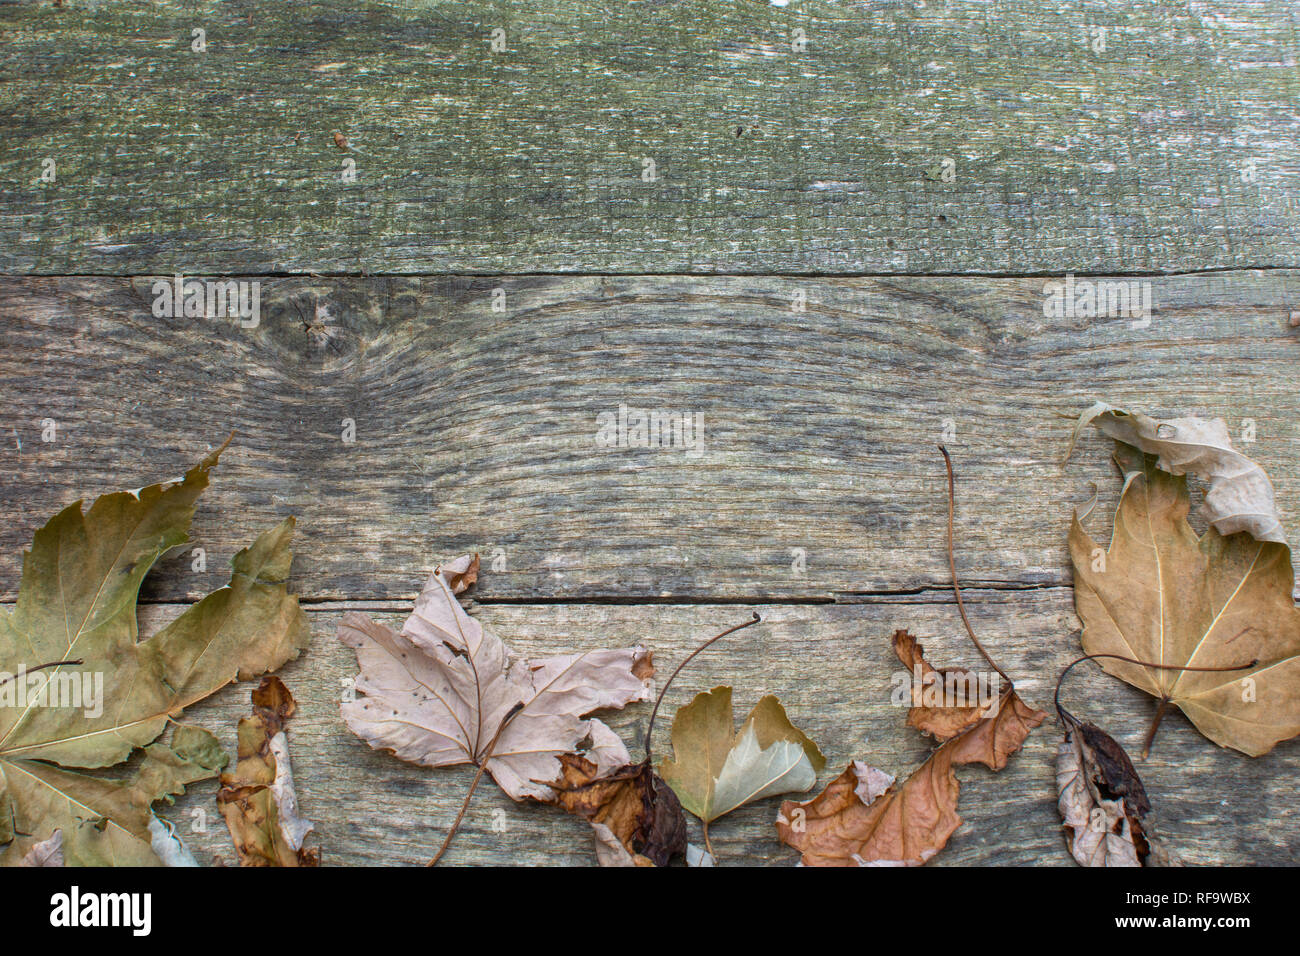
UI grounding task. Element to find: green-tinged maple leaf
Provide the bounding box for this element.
[0,443,308,865]
[660,687,825,835]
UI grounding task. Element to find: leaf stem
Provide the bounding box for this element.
[702,820,716,863]
[1142,699,1170,759]
[643,612,762,761]
[938,446,1010,684]
[428,704,521,866]
[1053,651,1257,752]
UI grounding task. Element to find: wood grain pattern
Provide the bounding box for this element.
[1,273,1297,603]
[135,595,1297,866]
[4,0,1299,871]
[1,0,1298,274]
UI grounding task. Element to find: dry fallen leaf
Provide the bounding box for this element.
[1056,715,1173,867]
[894,629,997,739]
[218,676,319,866]
[18,829,63,867]
[341,555,653,800]
[1070,442,1300,756]
[0,442,308,866]
[541,614,765,867]
[1068,402,1286,544]
[340,554,655,860]
[660,686,824,853]
[547,733,686,867]
[777,631,1045,866]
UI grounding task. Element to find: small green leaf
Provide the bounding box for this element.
[660,686,825,824]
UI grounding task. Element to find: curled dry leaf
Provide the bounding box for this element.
[542,614,766,867]
[0,442,307,866]
[217,676,319,866]
[1056,716,1173,867]
[1070,443,1300,756]
[545,724,687,867]
[777,632,1045,866]
[660,687,825,838]
[894,631,1044,776]
[1068,402,1285,544]
[340,555,655,802]
[547,732,686,867]
[777,756,949,867]
[894,629,997,739]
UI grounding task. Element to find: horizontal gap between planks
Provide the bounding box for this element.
[4,265,1298,281]
[0,583,1071,612]
[469,581,1068,606]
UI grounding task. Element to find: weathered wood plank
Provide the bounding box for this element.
[2,0,1298,274]
[140,596,1297,866]
[2,272,1297,602]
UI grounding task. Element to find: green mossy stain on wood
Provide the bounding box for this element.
[1,0,1297,273]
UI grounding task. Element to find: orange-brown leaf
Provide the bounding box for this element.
[777,753,959,867]
[948,688,1046,770]
[777,663,1045,866]
[892,630,994,741]
[547,754,686,867]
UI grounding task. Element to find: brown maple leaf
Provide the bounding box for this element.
[1070,442,1295,755]
[777,634,1045,866]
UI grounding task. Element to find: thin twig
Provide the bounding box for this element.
[0,659,82,689]
[938,446,1009,683]
[643,612,762,761]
